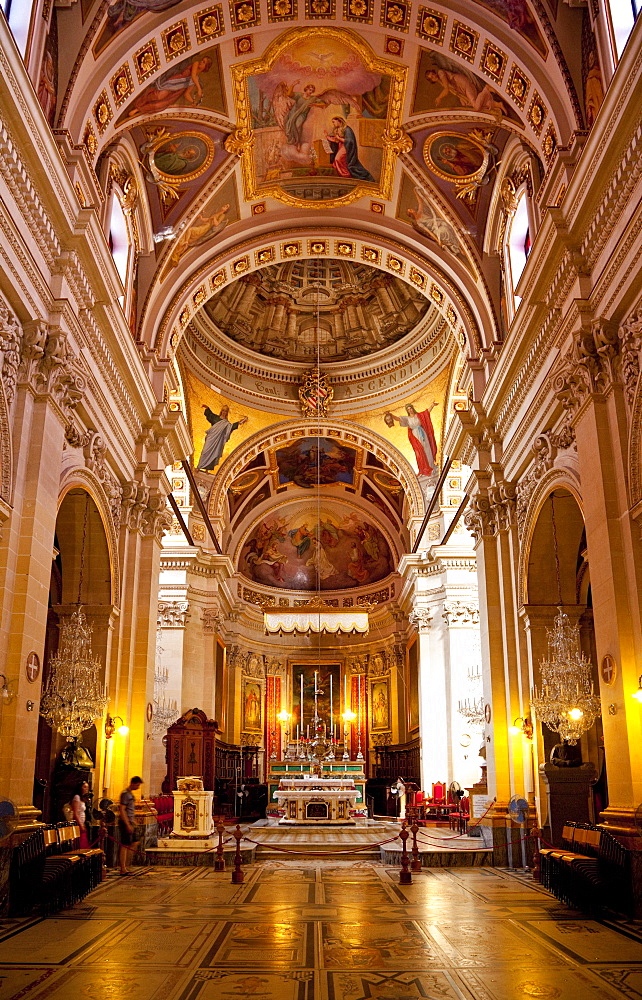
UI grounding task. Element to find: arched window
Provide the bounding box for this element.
[506,191,531,314]
[108,193,130,307]
[606,0,641,57]
[1,0,35,55]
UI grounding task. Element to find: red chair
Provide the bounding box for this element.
[432,782,446,802]
[449,796,470,833]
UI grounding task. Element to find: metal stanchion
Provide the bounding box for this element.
[215,819,226,872]
[231,824,244,884]
[399,822,412,884]
[531,827,542,883]
[410,819,422,873]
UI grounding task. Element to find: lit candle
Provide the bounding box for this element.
[330,674,333,735]
[300,672,304,733]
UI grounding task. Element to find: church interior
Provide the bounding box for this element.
[1,0,642,995]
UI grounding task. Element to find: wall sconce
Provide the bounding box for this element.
[509,716,533,740]
[105,714,129,739]
[632,677,642,703]
[0,674,15,704]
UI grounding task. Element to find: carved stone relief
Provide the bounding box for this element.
[409,607,432,632]
[202,607,225,633]
[442,601,479,626]
[0,294,21,407]
[158,601,190,628]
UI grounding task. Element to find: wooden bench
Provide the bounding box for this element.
[9,823,104,916]
[539,822,633,917]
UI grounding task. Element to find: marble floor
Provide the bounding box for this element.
[1,860,642,1000]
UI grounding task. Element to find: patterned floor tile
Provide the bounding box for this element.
[0,919,119,965]
[26,968,187,1000]
[2,861,641,1000]
[325,969,468,999]
[177,969,314,999]
[420,918,567,967]
[322,921,446,969]
[457,966,623,1000]
[77,919,216,967]
[200,922,313,968]
[0,968,58,1000]
[523,920,642,962]
[593,968,642,999]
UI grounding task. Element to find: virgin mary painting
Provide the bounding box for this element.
[324,117,375,182]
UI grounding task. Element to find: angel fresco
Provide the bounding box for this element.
[407,187,464,258]
[270,81,361,152]
[125,55,213,119]
[413,50,520,124]
[95,0,182,55]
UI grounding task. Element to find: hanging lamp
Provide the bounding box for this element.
[530,494,601,744]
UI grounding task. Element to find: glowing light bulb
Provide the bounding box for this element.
[117,723,129,735]
[568,708,583,720]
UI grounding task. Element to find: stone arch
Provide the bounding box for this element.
[518,467,584,609]
[58,467,121,609]
[208,417,425,527]
[148,222,491,365]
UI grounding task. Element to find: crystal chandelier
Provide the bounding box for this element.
[529,493,601,745]
[152,627,177,735]
[40,496,107,741]
[458,646,484,727]
[531,607,601,744]
[40,607,108,741]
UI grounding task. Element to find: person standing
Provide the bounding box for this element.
[118,776,143,875]
[71,780,91,848]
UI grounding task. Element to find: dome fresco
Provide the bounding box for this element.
[203,258,432,363]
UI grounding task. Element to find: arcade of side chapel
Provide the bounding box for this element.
[1,0,642,996]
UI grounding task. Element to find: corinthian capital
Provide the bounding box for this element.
[409,606,432,632]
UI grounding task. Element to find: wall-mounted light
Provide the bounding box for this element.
[509,716,533,740]
[632,676,642,703]
[0,674,15,704]
[105,714,129,739]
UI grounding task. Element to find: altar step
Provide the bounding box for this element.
[239,820,493,866]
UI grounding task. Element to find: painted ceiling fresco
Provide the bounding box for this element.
[239,500,395,590]
[37,0,605,600]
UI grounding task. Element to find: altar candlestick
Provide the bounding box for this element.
[330,675,333,736]
[300,672,304,733]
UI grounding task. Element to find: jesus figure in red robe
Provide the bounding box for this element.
[384,402,438,476]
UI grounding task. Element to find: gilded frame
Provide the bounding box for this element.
[230,26,408,209]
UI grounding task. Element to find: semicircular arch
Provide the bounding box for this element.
[208,417,425,525]
[149,220,492,363]
[58,468,121,610]
[518,467,584,609]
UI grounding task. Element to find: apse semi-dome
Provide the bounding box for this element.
[203,257,431,363]
[238,500,395,591]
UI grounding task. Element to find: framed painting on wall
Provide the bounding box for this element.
[370,678,390,732]
[407,636,419,733]
[243,679,263,732]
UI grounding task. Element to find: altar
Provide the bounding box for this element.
[274,775,358,825]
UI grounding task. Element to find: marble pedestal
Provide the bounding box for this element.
[158,777,215,849]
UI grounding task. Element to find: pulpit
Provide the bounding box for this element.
[163,708,219,791]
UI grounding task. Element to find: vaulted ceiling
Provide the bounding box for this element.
[40,0,599,596]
